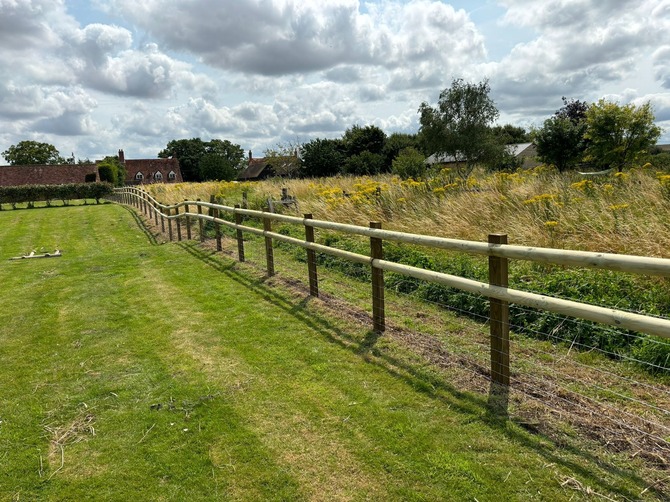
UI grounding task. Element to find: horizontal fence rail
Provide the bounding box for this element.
[112,186,670,420]
[114,186,670,335]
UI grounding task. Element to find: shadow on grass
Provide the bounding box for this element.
[120,204,160,246]
[176,240,663,501]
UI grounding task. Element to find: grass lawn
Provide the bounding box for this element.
[0,203,662,501]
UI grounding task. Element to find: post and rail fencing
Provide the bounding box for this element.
[112,186,670,412]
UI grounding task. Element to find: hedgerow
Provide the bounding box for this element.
[0,182,113,208]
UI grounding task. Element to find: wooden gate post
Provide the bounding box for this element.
[304,214,319,297]
[263,209,275,276]
[370,221,385,333]
[234,204,245,262]
[488,233,510,413]
[184,200,192,240]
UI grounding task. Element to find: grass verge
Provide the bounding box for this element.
[0,204,666,500]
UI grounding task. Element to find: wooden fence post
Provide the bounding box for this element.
[214,207,222,251]
[153,201,159,225]
[167,208,173,242]
[263,209,275,276]
[370,221,385,333]
[234,205,245,262]
[488,233,510,414]
[304,214,318,297]
[176,205,182,241]
[197,199,204,242]
[160,206,165,234]
[184,200,192,240]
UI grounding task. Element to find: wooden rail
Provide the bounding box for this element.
[113,187,670,410]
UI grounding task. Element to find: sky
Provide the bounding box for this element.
[1,0,669,163]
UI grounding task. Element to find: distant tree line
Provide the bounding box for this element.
[2,80,664,186]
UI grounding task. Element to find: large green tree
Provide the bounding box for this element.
[158,138,244,182]
[300,138,344,178]
[585,100,662,172]
[2,140,66,165]
[419,79,501,178]
[382,133,419,170]
[534,115,587,172]
[158,138,207,181]
[200,140,245,181]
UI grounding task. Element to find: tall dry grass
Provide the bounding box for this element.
[146,165,670,258]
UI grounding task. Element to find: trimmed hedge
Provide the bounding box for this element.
[0,182,113,208]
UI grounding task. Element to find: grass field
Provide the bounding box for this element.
[0,203,666,501]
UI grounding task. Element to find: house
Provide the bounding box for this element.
[118,150,183,185]
[425,143,541,170]
[237,151,274,181]
[0,149,183,187]
[237,150,301,181]
[0,163,99,187]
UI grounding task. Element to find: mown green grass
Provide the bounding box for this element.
[0,204,663,500]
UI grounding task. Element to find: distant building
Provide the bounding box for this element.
[237,151,274,181]
[237,150,301,181]
[0,163,99,187]
[118,150,183,185]
[426,143,541,170]
[0,149,183,187]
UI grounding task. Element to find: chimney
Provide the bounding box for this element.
[248,150,252,160]
[118,149,125,163]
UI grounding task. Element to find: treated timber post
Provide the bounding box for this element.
[184,200,192,240]
[160,206,165,234]
[176,205,182,241]
[235,204,245,262]
[197,199,204,242]
[214,207,222,251]
[167,208,173,242]
[488,233,510,414]
[263,209,275,276]
[304,214,318,297]
[370,221,385,333]
[153,201,159,225]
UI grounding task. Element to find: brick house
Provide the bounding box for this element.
[118,150,183,185]
[0,149,183,187]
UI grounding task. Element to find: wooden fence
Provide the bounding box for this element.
[113,186,670,409]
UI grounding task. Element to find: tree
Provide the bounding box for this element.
[491,124,530,144]
[97,155,126,186]
[585,100,662,172]
[2,140,65,165]
[391,147,427,179]
[200,139,245,181]
[343,151,385,176]
[158,138,206,182]
[342,125,387,158]
[555,96,589,123]
[300,138,344,178]
[534,116,587,172]
[159,138,244,182]
[419,79,501,179]
[382,133,419,171]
